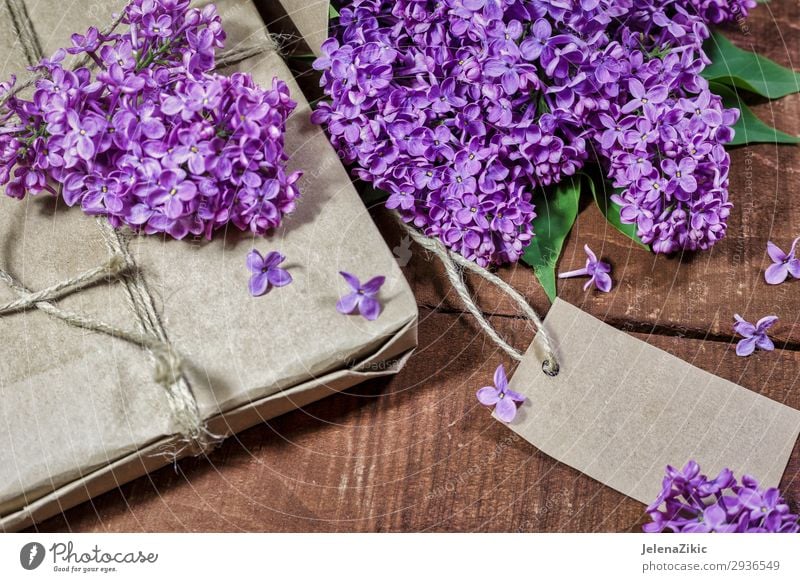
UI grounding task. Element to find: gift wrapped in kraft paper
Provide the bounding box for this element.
[0,0,418,531]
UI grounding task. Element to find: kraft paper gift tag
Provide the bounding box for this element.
[505,299,800,505]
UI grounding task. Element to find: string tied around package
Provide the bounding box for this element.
[391,212,560,377]
[0,219,218,456]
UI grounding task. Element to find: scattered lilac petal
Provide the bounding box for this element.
[733,313,778,358]
[247,250,292,297]
[475,364,525,423]
[559,244,614,293]
[765,238,800,285]
[336,271,385,320]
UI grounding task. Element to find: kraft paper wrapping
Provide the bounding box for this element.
[506,299,800,505]
[0,0,418,531]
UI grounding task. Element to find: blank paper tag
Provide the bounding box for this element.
[506,299,800,505]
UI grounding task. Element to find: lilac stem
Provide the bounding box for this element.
[130,23,139,50]
[0,125,24,135]
[88,51,105,70]
[558,268,588,279]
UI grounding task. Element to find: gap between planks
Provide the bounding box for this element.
[417,303,800,353]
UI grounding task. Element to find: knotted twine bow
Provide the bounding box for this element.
[392,213,560,376]
[0,1,282,456]
[0,218,216,455]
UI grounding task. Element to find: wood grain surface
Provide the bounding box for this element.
[32,1,800,532]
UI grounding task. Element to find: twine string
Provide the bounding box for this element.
[0,230,211,450]
[0,264,172,365]
[97,220,215,453]
[0,254,128,315]
[392,212,560,376]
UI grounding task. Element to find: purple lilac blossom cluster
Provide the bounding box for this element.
[0,0,301,240]
[312,0,754,266]
[644,461,800,533]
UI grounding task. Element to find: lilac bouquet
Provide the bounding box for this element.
[644,461,800,533]
[310,0,780,272]
[0,0,301,240]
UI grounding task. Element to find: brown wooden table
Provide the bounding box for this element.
[33,2,800,533]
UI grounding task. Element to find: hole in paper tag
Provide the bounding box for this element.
[504,299,800,505]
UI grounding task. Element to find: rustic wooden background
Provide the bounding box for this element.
[33,1,800,532]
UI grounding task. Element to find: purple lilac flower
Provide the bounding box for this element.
[68,27,101,55]
[65,112,104,162]
[644,461,799,533]
[765,237,800,285]
[246,250,292,297]
[558,244,613,292]
[690,0,757,24]
[312,0,750,266]
[336,271,385,321]
[733,314,778,357]
[476,364,525,423]
[0,0,302,240]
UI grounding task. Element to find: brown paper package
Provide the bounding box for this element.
[0,0,418,531]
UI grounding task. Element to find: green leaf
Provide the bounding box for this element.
[521,178,581,302]
[585,176,649,249]
[710,82,800,145]
[327,3,340,38]
[702,31,800,99]
[290,53,318,63]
